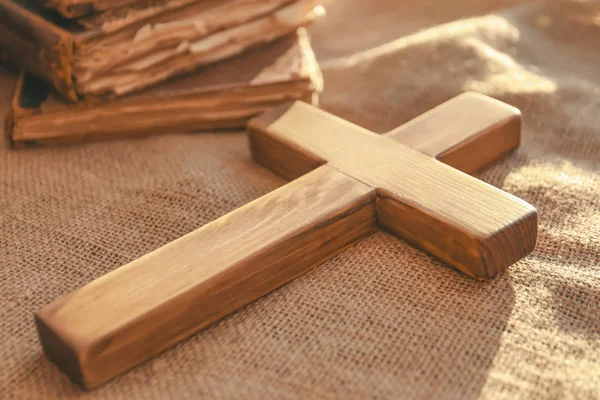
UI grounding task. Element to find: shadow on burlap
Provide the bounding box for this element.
[1,0,599,399]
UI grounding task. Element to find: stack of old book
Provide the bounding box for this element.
[1,0,325,147]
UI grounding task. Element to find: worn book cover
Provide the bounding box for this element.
[5,29,323,147]
[42,0,150,18]
[0,0,324,101]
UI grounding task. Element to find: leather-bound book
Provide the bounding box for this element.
[0,0,324,101]
[5,29,323,147]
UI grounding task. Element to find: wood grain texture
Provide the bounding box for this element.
[386,92,521,174]
[36,92,537,389]
[248,100,537,279]
[36,165,377,389]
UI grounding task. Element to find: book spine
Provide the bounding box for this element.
[5,71,28,148]
[0,0,78,101]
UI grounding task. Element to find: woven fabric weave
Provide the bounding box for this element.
[1,0,599,398]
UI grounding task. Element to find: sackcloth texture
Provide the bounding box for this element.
[1,0,599,398]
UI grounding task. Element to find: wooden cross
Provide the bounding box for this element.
[36,92,537,389]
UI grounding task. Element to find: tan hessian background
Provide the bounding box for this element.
[1,0,599,398]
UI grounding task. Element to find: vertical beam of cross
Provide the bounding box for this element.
[249,100,536,279]
[35,93,537,390]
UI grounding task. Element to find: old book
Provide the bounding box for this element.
[5,29,323,147]
[42,0,153,18]
[0,0,324,101]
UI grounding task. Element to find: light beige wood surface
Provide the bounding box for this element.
[36,92,538,390]
[36,165,377,389]
[249,99,537,279]
[387,92,521,174]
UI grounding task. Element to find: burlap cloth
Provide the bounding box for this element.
[1,0,599,398]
